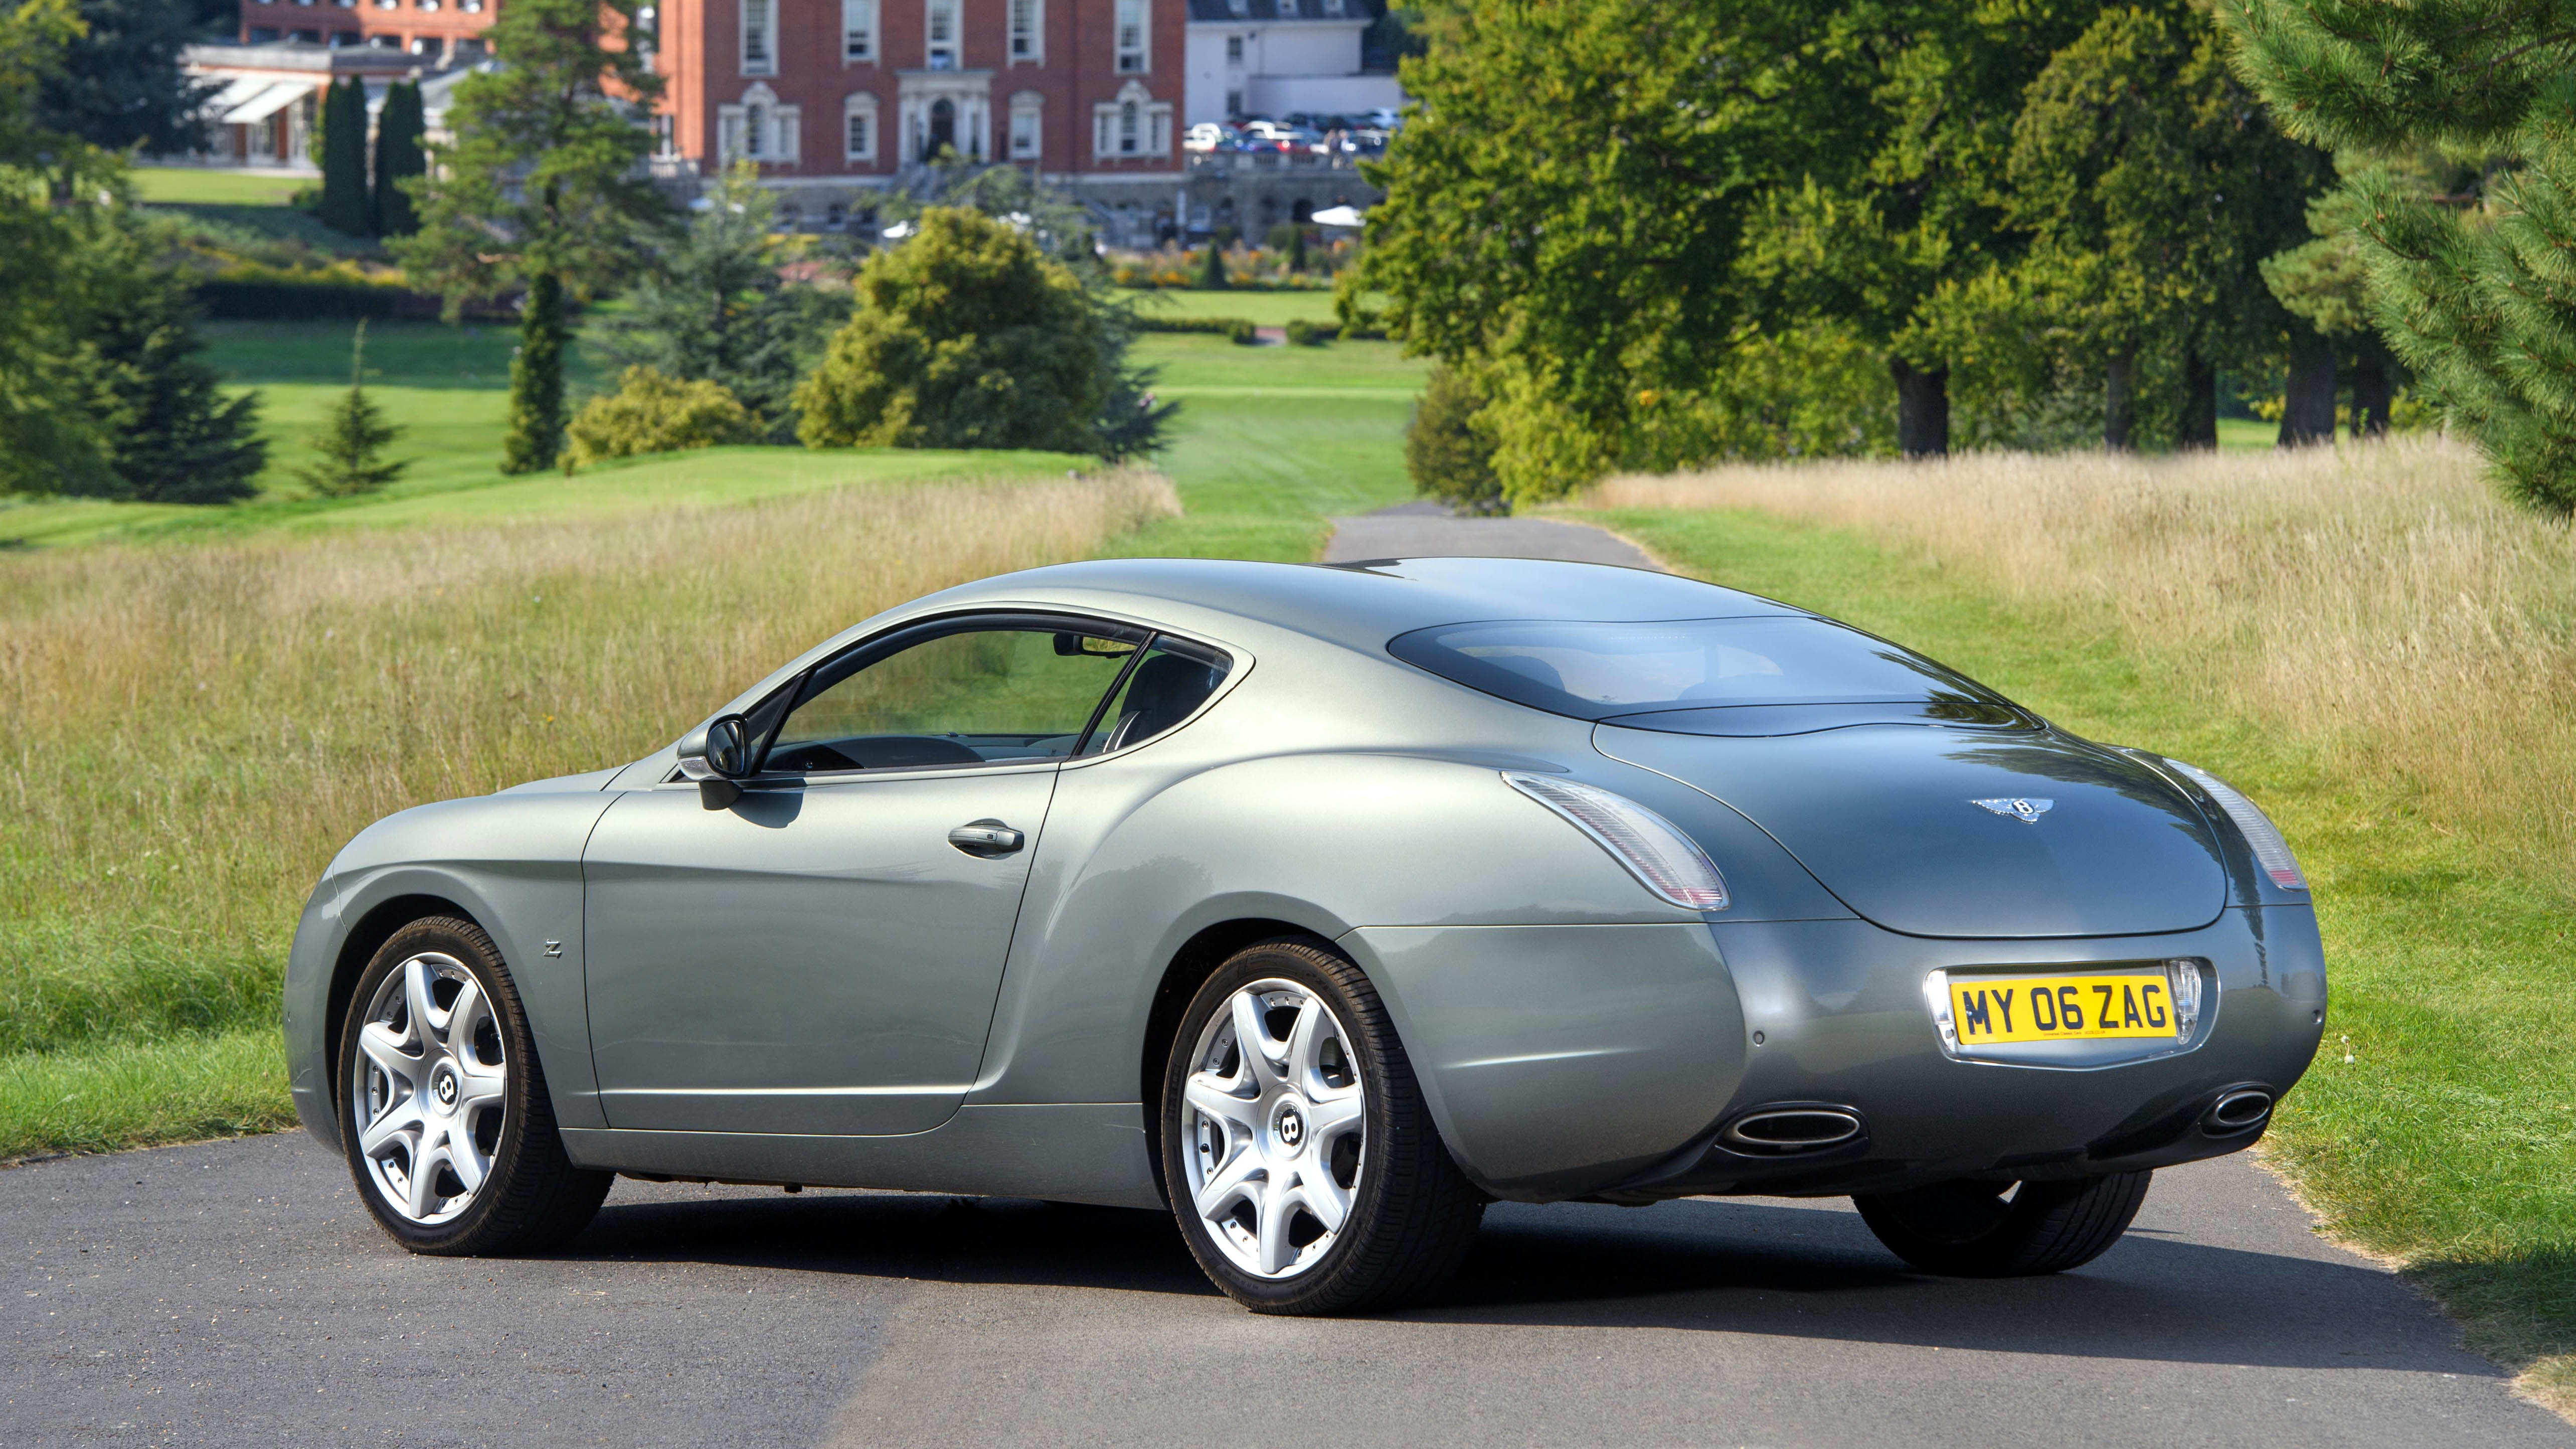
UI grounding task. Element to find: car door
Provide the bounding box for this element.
[581,614,1150,1137]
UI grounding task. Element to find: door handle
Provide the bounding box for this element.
[947,819,1025,857]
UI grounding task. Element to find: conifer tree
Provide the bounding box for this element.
[297,321,407,497]
[372,80,425,239]
[78,233,268,504]
[395,0,664,474]
[2225,0,2576,512]
[1194,241,1228,289]
[318,78,369,237]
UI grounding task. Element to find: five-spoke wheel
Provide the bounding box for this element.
[337,917,610,1254]
[1161,938,1485,1314]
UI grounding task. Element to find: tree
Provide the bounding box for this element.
[2224,0,2576,511]
[394,0,665,474]
[2259,190,2382,443]
[0,0,121,495]
[564,365,757,469]
[36,0,207,156]
[318,78,370,237]
[297,321,406,496]
[797,207,1113,454]
[66,223,269,503]
[597,160,846,442]
[372,80,425,239]
[1405,363,1501,513]
[1354,2,1879,500]
[1194,241,1228,290]
[1997,2,2325,451]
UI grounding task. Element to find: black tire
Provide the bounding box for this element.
[1159,938,1485,1315]
[336,916,612,1255]
[1854,1171,2151,1277]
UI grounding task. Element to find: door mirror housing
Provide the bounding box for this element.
[677,714,754,809]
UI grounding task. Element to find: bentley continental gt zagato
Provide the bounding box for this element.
[285,556,2327,1314]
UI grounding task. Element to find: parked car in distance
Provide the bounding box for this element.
[287,557,2327,1316]
[1185,122,1230,153]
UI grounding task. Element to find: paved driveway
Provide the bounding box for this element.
[2,1134,2563,1447]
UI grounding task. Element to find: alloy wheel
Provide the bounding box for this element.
[349,952,509,1225]
[1178,978,1368,1279]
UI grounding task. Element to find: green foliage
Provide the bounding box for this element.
[1404,363,1501,513]
[35,0,207,154]
[503,272,567,474]
[1195,243,1229,290]
[2226,0,2576,512]
[317,78,369,237]
[1224,317,1257,346]
[564,365,756,469]
[392,0,664,473]
[798,208,1172,459]
[1283,318,1320,347]
[598,162,847,443]
[0,0,116,494]
[372,80,425,239]
[295,321,406,496]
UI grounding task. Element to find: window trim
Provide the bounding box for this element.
[841,0,877,62]
[740,0,776,75]
[844,91,879,163]
[1113,0,1147,73]
[924,0,959,69]
[1006,0,1042,63]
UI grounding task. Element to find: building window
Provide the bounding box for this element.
[1225,88,1242,117]
[1008,91,1041,159]
[1008,0,1039,61]
[1277,0,1299,16]
[825,202,847,230]
[1224,34,1241,64]
[1092,81,1170,160]
[1321,0,1343,13]
[1114,0,1146,73]
[925,0,957,69]
[841,0,874,61]
[1225,0,1245,14]
[741,0,775,75]
[843,92,878,162]
[721,84,799,165]
[649,114,675,156]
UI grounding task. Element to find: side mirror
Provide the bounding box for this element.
[677,714,753,809]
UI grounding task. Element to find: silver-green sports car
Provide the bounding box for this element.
[285,557,2327,1314]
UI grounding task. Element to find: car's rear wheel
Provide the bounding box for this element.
[337,916,611,1255]
[1854,1171,2151,1277]
[1160,938,1485,1315]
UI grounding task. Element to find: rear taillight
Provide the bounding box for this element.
[1502,772,1730,910]
[2164,760,2307,891]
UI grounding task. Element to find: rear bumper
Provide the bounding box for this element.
[1348,905,2326,1202]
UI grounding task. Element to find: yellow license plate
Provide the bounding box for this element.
[1949,973,2178,1045]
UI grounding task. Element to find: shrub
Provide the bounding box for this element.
[1195,243,1229,290]
[1406,363,1503,513]
[1225,317,1259,346]
[564,366,757,470]
[295,321,407,496]
[1284,318,1322,347]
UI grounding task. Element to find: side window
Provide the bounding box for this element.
[765,623,1142,774]
[1080,637,1230,755]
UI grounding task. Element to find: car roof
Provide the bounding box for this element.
[921,556,1808,654]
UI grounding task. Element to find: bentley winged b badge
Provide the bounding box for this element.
[1973,796,2055,823]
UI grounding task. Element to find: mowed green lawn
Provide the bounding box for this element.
[1123,287,1343,326]
[131,166,312,206]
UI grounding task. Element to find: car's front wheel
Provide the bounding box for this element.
[337,916,612,1254]
[1854,1171,2151,1277]
[1160,939,1485,1314]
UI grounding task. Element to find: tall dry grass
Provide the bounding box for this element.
[1588,436,2576,874]
[0,470,1179,1061]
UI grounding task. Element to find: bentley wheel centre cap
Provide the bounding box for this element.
[432,1069,459,1110]
[1276,1104,1305,1149]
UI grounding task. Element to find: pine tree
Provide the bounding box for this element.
[503,272,568,472]
[78,243,268,504]
[318,78,369,237]
[297,321,407,497]
[372,80,425,239]
[1194,241,1228,290]
[2224,0,2576,513]
[393,0,665,474]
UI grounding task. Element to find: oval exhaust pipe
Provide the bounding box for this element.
[1720,1106,1864,1155]
[2203,1088,2273,1135]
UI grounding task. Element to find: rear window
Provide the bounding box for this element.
[1386,616,2010,722]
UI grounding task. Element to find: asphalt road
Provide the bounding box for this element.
[3,1133,2565,1447]
[1323,499,1661,568]
[5,506,2560,1446]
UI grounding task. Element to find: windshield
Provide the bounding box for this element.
[1386,616,2009,722]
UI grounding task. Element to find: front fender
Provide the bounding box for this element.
[285,789,617,1147]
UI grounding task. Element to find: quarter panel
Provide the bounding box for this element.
[1346,923,1747,1198]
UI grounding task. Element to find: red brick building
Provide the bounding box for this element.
[209,0,1189,238]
